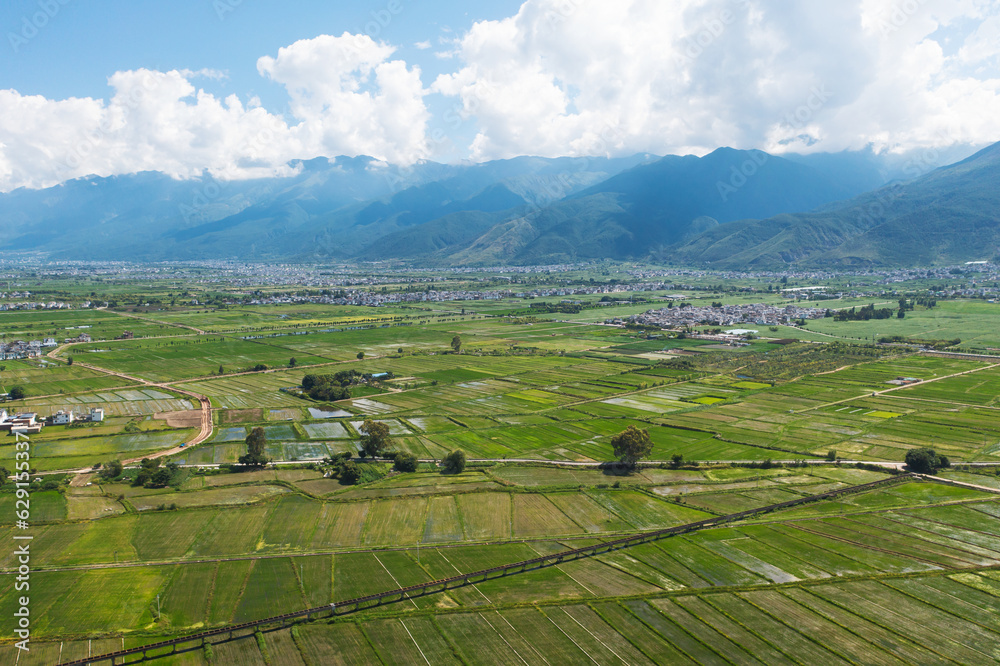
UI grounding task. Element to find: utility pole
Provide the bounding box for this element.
[156,594,160,620]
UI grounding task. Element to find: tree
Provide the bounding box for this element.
[218,365,225,375]
[239,426,270,467]
[451,335,462,354]
[99,460,124,480]
[134,458,162,486]
[904,447,949,474]
[359,420,391,458]
[8,385,25,400]
[150,468,173,487]
[289,357,297,368]
[442,449,466,474]
[897,309,906,319]
[67,356,73,366]
[357,351,365,360]
[610,425,653,469]
[394,452,418,473]
[339,460,361,485]
[669,453,684,469]
[0,466,10,486]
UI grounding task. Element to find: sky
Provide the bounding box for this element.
[0,0,998,192]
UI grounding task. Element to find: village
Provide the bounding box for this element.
[0,407,105,435]
[619,302,829,330]
[0,332,94,360]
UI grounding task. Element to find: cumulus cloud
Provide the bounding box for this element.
[257,33,429,166]
[0,33,429,191]
[1,3,998,191]
[434,0,1000,160]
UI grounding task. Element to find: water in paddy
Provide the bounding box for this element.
[308,407,352,419]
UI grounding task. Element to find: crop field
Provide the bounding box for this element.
[0,359,140,397]
[71,337,331,382]
[3,480,999,656]
[177,372,311,409]
[806,299,1000,350]
[26,390,195,417]
[5,284,1000,664]
[0,309,188,341]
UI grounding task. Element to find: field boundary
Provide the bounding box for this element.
[57,472,918,665]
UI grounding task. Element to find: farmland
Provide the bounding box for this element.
[2,471,1000,663]
[2,266,1000,663]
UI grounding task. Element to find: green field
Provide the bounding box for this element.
[3,270,1000,664]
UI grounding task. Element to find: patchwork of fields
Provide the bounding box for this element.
[4,295,1000,665]
[2,475,1000,664]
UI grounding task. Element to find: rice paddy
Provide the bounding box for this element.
[4,291,1000,664]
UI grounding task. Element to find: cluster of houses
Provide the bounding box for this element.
[0,301,72,311]
[50,408,104,425]
[0,408,105,435]
[621,303,829,330]
[0,338,57,360]
[0,412,43,435]
[886,377,922,386]
[0,332,94,360]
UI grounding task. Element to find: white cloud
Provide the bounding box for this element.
[1,4,998,191]
[0,33,429,192]
[434,0,1000,160]
[257,33,430,166]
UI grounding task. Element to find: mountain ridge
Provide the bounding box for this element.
[1,144,992,266]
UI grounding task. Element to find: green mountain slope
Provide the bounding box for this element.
[671,141,1000,267]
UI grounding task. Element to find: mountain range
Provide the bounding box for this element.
[0,141,995,267]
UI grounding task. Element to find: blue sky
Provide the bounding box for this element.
[0,0,520,155]
[1,0,518,102]
[0,0,998,191]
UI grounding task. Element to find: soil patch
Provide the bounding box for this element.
[155,410,203,428]
[220,408,264,424]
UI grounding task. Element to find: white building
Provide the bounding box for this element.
[53,410,74,425]
[89,408,105,422]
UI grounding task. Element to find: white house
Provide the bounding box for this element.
[53,410,74,425]
[89,408,105,422]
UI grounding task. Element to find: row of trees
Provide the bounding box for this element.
[301,369,396,402]
[97,458,181,487]
[833,304,897,321]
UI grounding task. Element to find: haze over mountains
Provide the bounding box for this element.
[1,142,995,268]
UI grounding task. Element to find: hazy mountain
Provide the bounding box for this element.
[0,146,958,266]
[0,154,651,261]
[671,140,1000,268]
[396,147,887,265]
